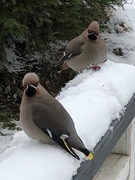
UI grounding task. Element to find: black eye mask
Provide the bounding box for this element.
[25,84,37,97]
[88,31,98,40]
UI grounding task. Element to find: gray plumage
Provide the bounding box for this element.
[57,21,107,72]
[20,72,93,160]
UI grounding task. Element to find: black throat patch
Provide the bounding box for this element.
[26,86,36,97]
[88,33,98,40]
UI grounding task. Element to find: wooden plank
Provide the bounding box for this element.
[127,118,135,180]
[112,124,131,155]
[112,118,135,180]
[94,154,130,180]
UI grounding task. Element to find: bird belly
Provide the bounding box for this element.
[67,46,107,71]
[66,56,95,71]
[67,57,87,71]
[20,113,55,145]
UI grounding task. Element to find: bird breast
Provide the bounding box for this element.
[20,105,55,145]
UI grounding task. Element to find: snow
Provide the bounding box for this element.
[105,1,135,65]
[1,1,135,180]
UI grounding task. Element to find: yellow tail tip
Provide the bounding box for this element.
[87,153,94,160]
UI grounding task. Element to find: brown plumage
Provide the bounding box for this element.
[20,72,93,160]
[57,21,107,72]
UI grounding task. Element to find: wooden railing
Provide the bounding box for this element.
[73,94,135,180]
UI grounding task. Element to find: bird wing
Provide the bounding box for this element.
[32,102,80,159]
[56,40,85,66]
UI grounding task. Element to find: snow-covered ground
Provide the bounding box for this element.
[106,1,135,65]
[1,1,135,180]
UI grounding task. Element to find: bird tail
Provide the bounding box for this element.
[54,56,65,67]
[41,128,80,160]
[77,136,94,160]
[63,138,94,160]
[54,53,70,68]
[80,148,94,160]
[87,153,94,160]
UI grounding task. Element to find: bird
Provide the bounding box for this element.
[56,21,107,72]
[20,72,93,160]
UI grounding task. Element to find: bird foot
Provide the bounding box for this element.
[91,65,101,71]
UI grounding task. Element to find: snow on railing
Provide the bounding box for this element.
[73,94,135,180]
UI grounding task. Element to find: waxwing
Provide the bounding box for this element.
[57,21,107,72]
[20,72,93,160]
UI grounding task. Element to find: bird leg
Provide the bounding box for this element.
[91,65,101,71]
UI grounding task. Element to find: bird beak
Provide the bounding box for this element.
[25,83,36,90]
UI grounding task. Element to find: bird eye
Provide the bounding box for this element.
[94,32,98,36]
[24,82,38,90]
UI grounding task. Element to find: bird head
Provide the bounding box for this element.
[87,21,99,40]
[22,72,39,97]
